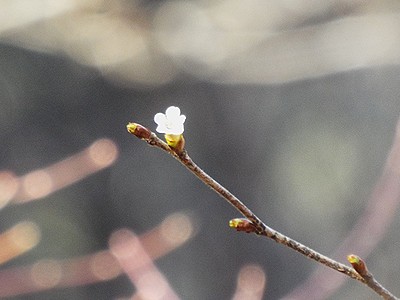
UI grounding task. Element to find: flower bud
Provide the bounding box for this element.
[229,218,257,233]
[126,123,151,140]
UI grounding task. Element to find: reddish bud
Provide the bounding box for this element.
[127,123,151,140]
[229,218,258,233]
[347,254,368,276]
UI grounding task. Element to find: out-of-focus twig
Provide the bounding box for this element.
[109,229,180,300]
[0,221,40,266]
[231,264,267,300]
[0,138,118,209]
[0,212,194,298]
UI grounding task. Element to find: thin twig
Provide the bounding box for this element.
[127,123,398,299]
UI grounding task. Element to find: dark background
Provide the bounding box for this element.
[1,1,400,299]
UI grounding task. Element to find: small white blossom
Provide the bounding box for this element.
[154,106,186,135]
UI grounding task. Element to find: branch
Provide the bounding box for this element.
[127,122,398,299]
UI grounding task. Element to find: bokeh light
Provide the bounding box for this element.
[0,221,41,265]
[232,264,267,300]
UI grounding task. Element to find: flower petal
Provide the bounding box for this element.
[154,106,186,134]
[178,115,186,123]
[154,112,167,125]
[155,125,167,133]
[165,106,181,119]
[169,125,184,135]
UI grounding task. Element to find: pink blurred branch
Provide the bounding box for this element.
[0,138,118,208]
[0,212,194,298]
[232,264,267,300]
[109,229,180,300]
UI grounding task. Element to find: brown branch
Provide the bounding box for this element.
[128,125,356,272]
[127,121,399,299]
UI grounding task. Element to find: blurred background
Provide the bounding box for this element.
[0,0,400,299]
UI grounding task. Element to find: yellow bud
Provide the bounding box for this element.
[165,134,185,153]
[229,219,242,228]
[347,254,368,275]
[347,254,360,264]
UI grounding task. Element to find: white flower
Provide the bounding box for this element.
[154,106,186,135]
